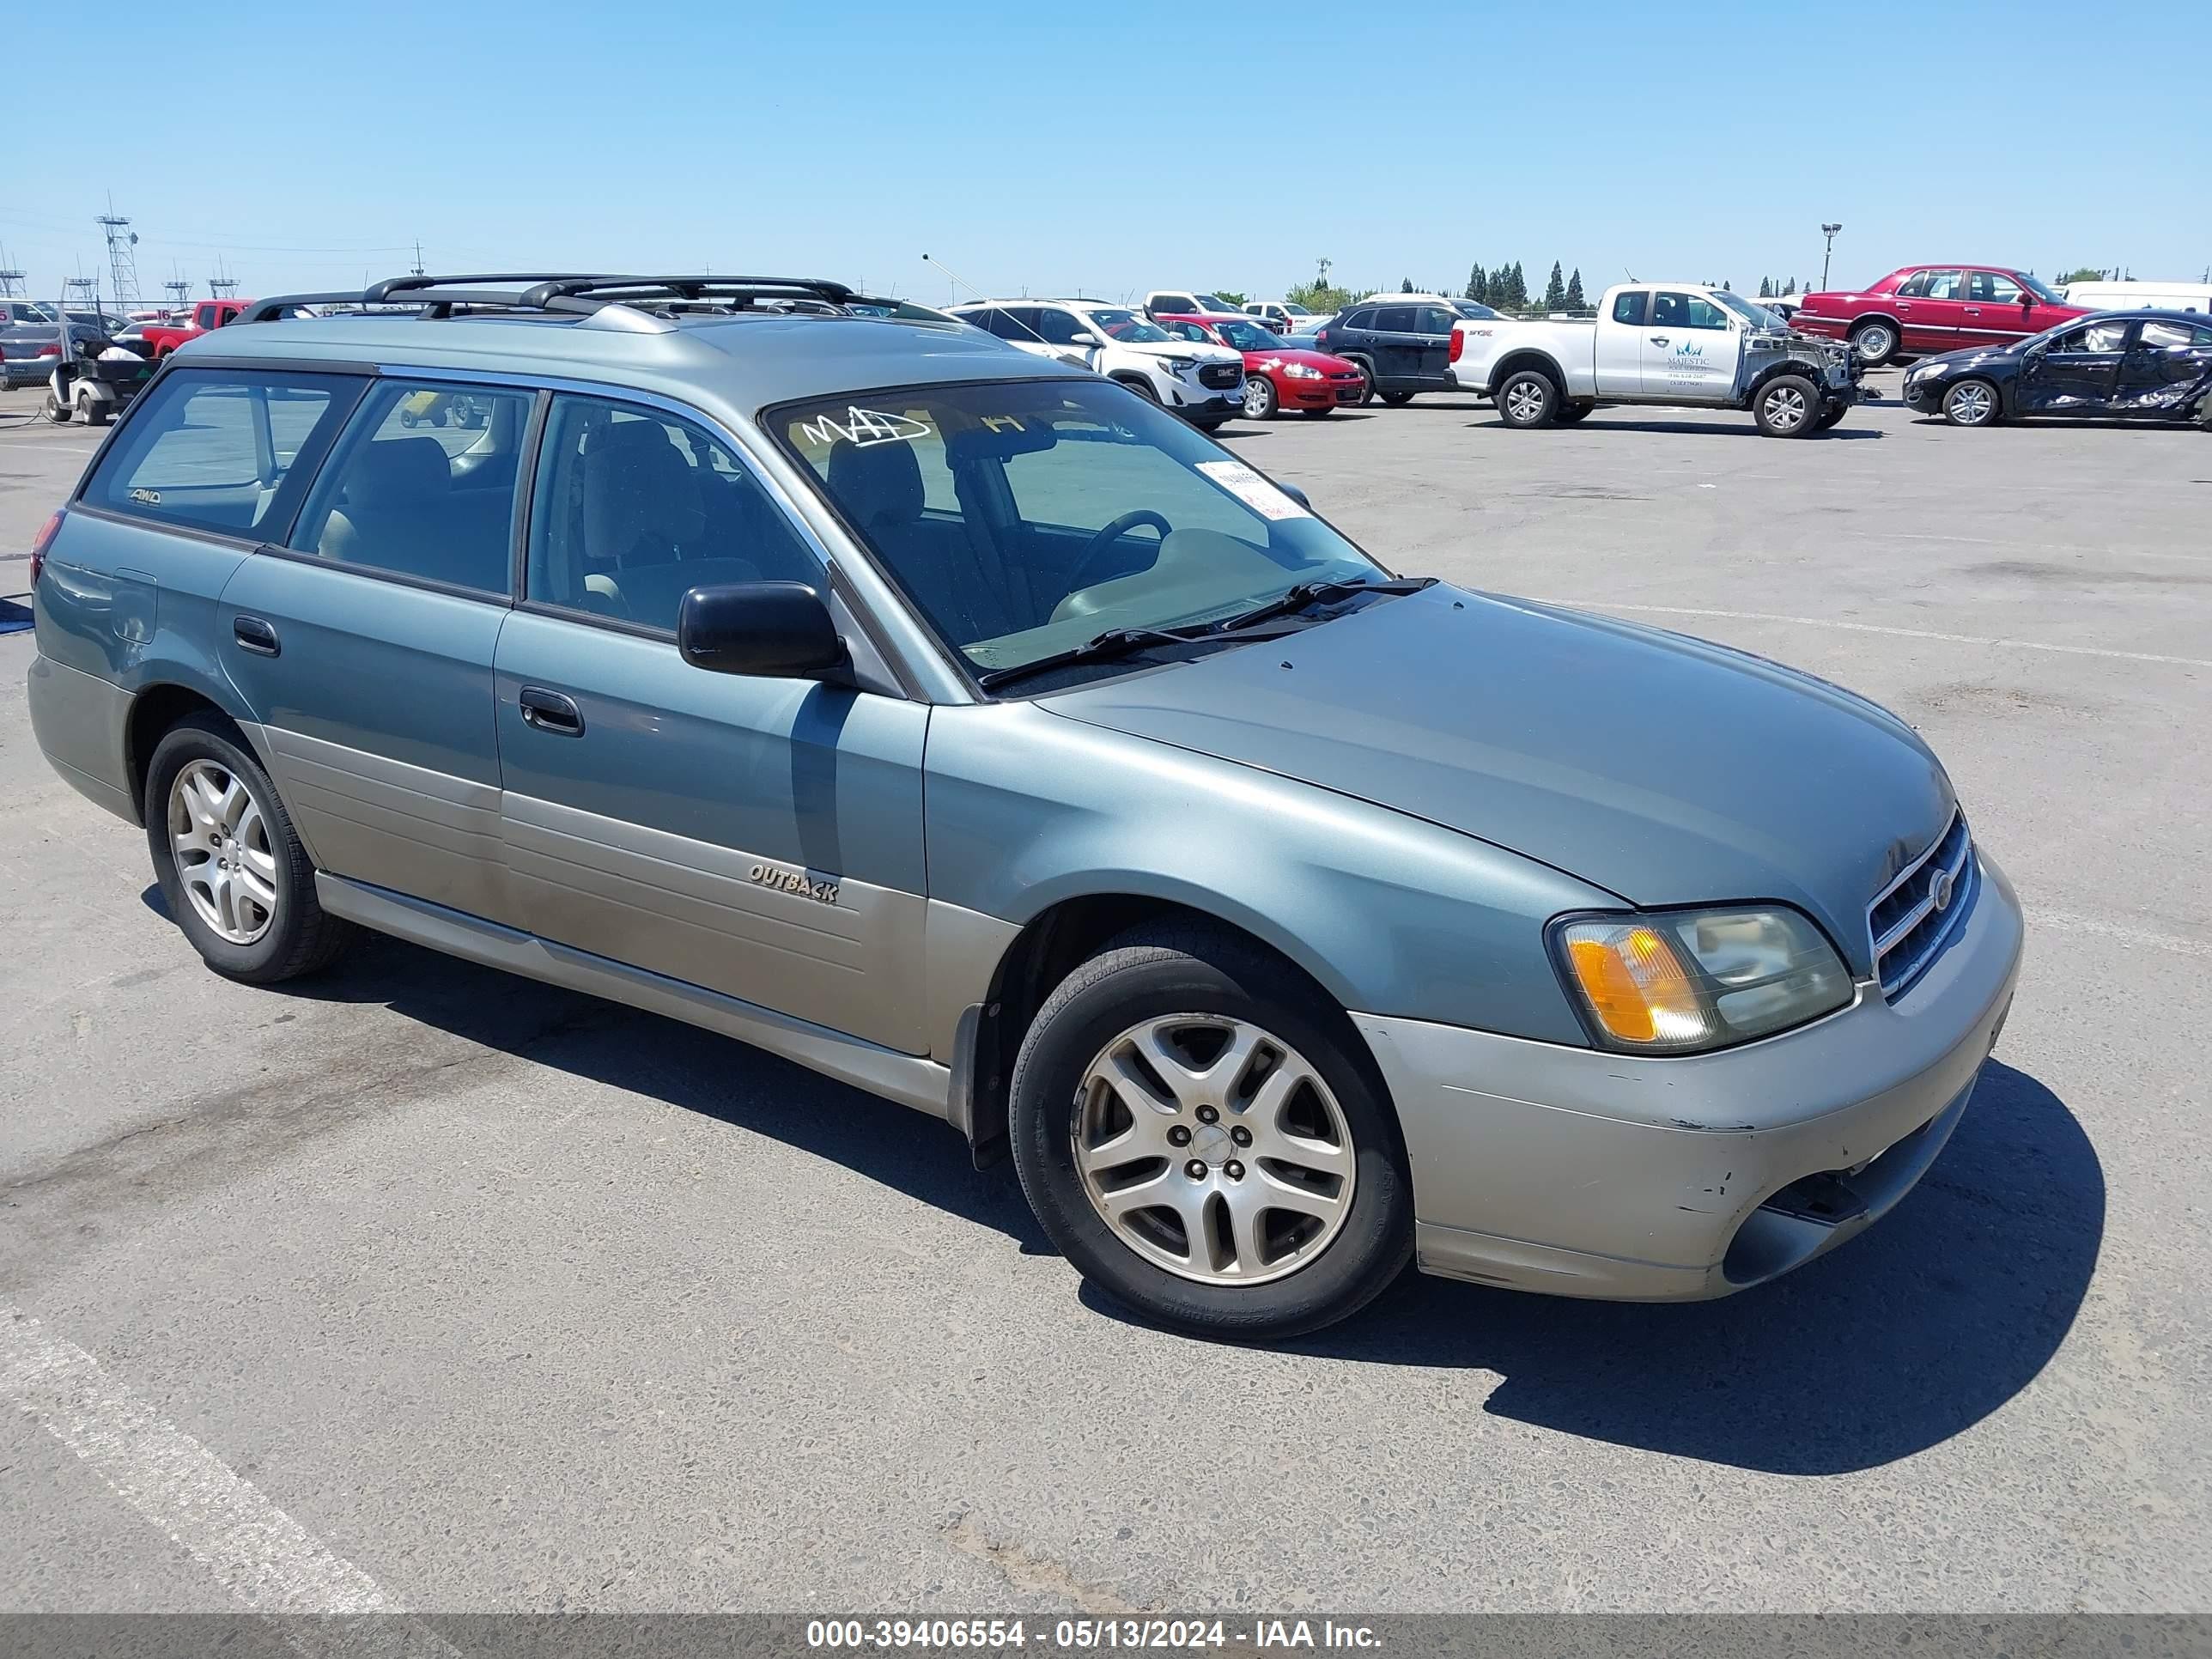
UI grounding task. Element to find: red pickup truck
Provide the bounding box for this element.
[1794,266,2087,365]
[140,298,249,356]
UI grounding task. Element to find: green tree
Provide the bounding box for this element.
[1758,276,1773,298]
[1565,268,1585,309]
[1510,262,1528,307]
[1400,276,1415,292]
[1212,289,1247,308]
[1783,276,1797,295]
[1542,260,1566,310]
[2057,266,2105,285]
[1285,278,1355,313]
[1465,263,1486,302]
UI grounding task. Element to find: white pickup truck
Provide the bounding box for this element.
[1449,282,1863,436]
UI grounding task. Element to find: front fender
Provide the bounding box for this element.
[922,701,1615,1046]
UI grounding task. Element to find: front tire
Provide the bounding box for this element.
[1753,374,1820,437]
[1299,405,1337,419]
[40,391,71,423]
[1494,369,1559,428]
[77,389,110,428]
[1849,319,1899,366]
[1555,402,1595,424]
[1009,925,1413,1340]
[1942,378,2001,428]
[1379,390,1415,406]
[144,715,356,984]
[1242,374,1278,420]
[1342,357,1376,406]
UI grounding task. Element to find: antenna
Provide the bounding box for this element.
[921,252,984,306]
[411,240,425,278]
[98,200,141,313]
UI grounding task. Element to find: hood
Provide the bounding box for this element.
[1248,348,1357,374]
[1040,586,1954,974]
[1911,340,2021,372]
[1127,340,1243,364]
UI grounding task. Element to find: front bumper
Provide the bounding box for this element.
[1356,850,2024,1301]
[1903,377,1941,411]
[1172,392,1239,422]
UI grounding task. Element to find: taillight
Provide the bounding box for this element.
[30,509,63,590]
[1449,327,1465,363]
[38,343,61,358]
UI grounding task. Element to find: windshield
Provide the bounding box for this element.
[774,379,1382,684]
[9,301,60,324]
[1709,290,1775,328]
[1087,307,1171,343]
[1212,319,1284,350]
[1451,300,1500,319]
[2017,270,2066,305]
[1194,295,1233,313]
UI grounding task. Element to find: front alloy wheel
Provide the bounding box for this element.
[1754,374,1819,437]
[1942,379,1999,427]
[1073,1014,1356,1285]
[1242,373,1278,420]
[169,758,279,945]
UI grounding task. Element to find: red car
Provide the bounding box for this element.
[1154,312,1365,418]
[1795,266,2087,366]
[141,297,250,357]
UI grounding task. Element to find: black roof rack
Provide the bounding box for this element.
[242,272,859,326]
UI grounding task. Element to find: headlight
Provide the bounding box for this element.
[1551,907,1852,1054]
[1281,361,1323,380]
[1160,356,1199,374]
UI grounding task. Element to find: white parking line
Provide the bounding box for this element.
[1547,601,2212,671]
[1,1308,456,1655]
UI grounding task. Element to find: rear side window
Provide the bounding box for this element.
[1613,290,1649,325]
[289,380,535,595]
[82,368,357,539]
[1373,306,1416,331]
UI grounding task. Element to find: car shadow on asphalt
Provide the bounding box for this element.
[164,915,1059,1257]
[1255,1056,2100,1475]
[1466,416,1886,439]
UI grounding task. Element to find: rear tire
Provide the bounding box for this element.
[1941,378,2002,428]
[1849,319,1899,366]
[1753,374,1820,437]
[1494,369,1559,428]
[144,715,357,985]
[40,392,71,423]
[77,390,110,428]
[1009,924,1414,1340]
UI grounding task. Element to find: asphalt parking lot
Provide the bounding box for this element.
[2,376,2207,1614]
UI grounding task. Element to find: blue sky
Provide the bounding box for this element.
[5,0,2206,310]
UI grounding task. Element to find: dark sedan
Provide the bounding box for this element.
[1901,309,2212,428]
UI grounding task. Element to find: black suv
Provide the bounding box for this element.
[1311,300,1495,404]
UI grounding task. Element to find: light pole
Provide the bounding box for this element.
[1820,223,1843,290]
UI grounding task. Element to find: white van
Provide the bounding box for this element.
[2060,280,2212,314]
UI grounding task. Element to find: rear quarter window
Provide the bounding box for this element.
[81,368,362,541]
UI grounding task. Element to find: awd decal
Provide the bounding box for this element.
[797,407,933,448]
[748,861,841,906]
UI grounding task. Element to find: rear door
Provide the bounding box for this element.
[1597,288,1649,395]
[2114,318,2212,412]
[2017,319,2130,414]
[220,374,537,924]
[1894,269,1965,353]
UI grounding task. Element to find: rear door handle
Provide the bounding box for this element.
[518,686,584,736]
[232,616,279,657]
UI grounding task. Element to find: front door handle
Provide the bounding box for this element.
[1649,335,1669,346]
[518,686,585,736]
[232,616,279,657]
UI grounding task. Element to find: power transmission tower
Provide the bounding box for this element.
[65,274,102,316]
[210,262,239,299]
[165,276,191,309]
[98,206,141,311]
[0,244,24,297]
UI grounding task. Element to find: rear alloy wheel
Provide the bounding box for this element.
[1849,320,1899,366]
[1495,369,1558,428]
[1754,374,1820,437]
[1942,379,2000,428]
[1010,926,1413,1339]
[1242,373,1278,420]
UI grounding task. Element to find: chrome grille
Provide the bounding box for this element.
[1869,811,1976,1000]
[1198,362,1242,390]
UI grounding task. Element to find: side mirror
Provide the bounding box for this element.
[1073,330,1108,348]
[1276,481,1312,509]
[678,582,849,681]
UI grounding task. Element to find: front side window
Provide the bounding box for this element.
[1031,308,1089,347]
[1160,320,1212,343]
[526,395,822,632]
[774,380,1381,680]
[82,368,356,538]
[290,381,533,594]
[1612,289,1650,325]
[1970,271,2024,304]
[1896,271,1930,298]
[1212,319,1279,350]
[1417,307,1457,335]
[1651,291,1692,328]
[1683,295,1731,331]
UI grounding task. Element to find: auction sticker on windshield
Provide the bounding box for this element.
[1194,460,1311,521]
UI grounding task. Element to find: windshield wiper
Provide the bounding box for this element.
[975,625,1219,692]
[1208,575,1432,635]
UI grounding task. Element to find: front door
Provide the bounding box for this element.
[2018,319,2130,415]
[1413,306,1458,387]
[222,375,536,925]
[1963,270,2038,345]
[495,392,932,1053]
[1640,291,1740,401]
[1366,305,1420,386]
[2115,317,2212,413]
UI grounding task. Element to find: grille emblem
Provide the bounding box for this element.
[1929,868,1955,913]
